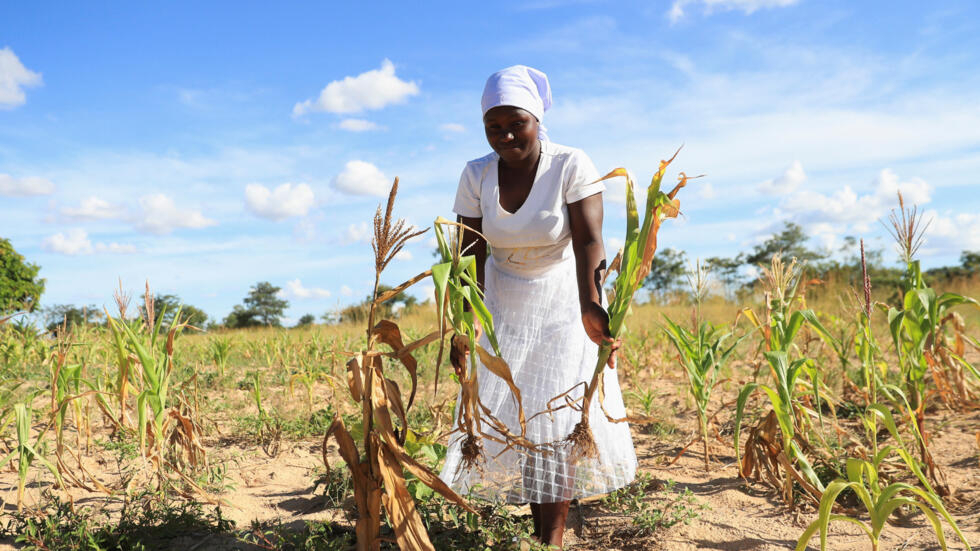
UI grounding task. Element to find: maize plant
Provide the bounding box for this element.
[663,315,744,470]
[430,217,539,468]
[735,254,838,506]
[566,148,695,460]
[323,179,480,551]
[0,403,63,511]
[883,193,980,494]
[209,336,233,377]
[796,405,970,551]
[104,286,212,498]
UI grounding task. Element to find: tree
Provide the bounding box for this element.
[336,284,417,324]
[643,248,687,296]
[223,282,289,328]
[44,304,103,334]
[962,250,980,273]
[0,238,45,314]
[744,222,825,267]
[296,314,316,327]
[705,255,745,296]
[222,304,257,328]
[244,282,289,326]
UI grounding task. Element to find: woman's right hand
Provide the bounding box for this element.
[449,321,483,374]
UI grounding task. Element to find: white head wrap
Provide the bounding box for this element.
[481,65,552,140]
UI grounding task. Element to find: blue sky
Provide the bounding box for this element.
[2,1,979,324]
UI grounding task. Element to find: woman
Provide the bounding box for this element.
[440,65,637,548]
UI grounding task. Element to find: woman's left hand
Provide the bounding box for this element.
[581,302,621,369]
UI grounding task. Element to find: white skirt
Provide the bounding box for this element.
[439,256,637,504]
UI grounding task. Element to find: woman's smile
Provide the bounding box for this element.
[483,105,540,166]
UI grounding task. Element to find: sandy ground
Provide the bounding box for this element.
[1,380,978,550]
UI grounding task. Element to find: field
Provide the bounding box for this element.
[0,261,979,551]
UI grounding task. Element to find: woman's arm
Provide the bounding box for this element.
[568,194,606,312]
[568,194,619,367]
[457,215,486,292]
[450,215,486,370]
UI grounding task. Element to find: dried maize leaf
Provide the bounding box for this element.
[323,419,369,504]
[602,249,623,287]
[369,370,477,514]
[375,269,433,305]
[384,377,408,442]
[371,320,419,409]
[475,344,526,434]
[377,423,477,513]
[397,329,443,356]
[377,441,436,551]
[346,354,363,401]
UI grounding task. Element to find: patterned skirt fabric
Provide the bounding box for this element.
[439,256,637,504]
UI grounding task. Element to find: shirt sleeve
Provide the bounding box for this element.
[452,162,483,218]
[563,148,605,204]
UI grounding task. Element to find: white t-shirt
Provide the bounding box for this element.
[452,140,604,277]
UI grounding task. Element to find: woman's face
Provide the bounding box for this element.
[483,106,539,165]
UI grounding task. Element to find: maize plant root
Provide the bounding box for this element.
[461,434,484,470]
[567,420,598,461]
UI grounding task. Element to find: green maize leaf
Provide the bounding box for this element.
[137,393,149,453]
[460,255,476,280]
[733,382,761,469]
[845,457,872,488]
[782,311,806,349]
[118,319,159,390]
[464,286,500,355]
[21,441,63,487]
[625,173,639,241]
[866,404,906,449]
[434,221,451,261]
[150,304,167,349]
[799,310,838,349]
[797,479,860,551]
[899,486,971,549]
[951,351,980,381]
[0,450,14,470]
[789,440,825,491]
[458,268,484,299]
[758,385,792,440]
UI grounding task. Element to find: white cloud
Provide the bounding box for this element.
[344,222,371,244]
[278,278,331,299]
[0,174,54,196]
[780,169,932,228]
[394,250,413,261]
[697,181,716,200]
[41,229,135,255]
[292,59,419,116]
[925,210,980,254]
[244,182,315,221]
[440,123,465,133]
[607,237,624,250]
[136,194,217,234]
[60,196,120,220]
[332,160,391,197]
[669,0,798,22]
[757,161,805,195]
[340,285,354,297]
[42,229,92,255]
[0,47,42,109]
[339,118,383,132]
